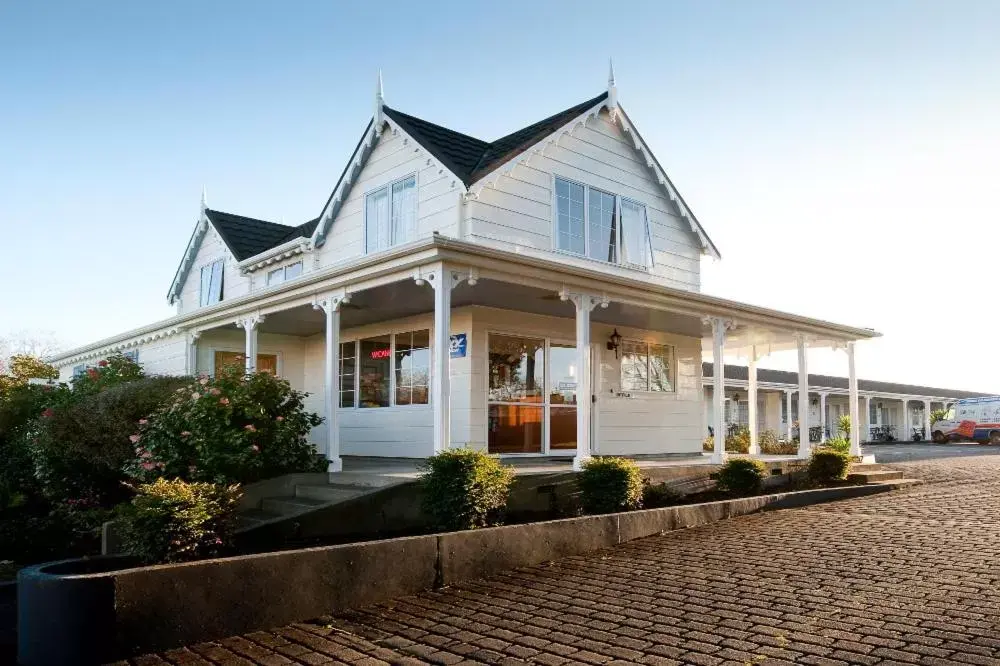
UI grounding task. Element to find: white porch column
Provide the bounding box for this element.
[314,292,350,473]
[430,268,453,454]
[747,347,759,455]
[785,389,794,442]
[236,314,264,373]
[185,330,201,375]
[860,395,871,444]
[924,399,932,443]
[819,392,828,443]
[563,290,608,471]
[796,335,810,457]
[706,317,732,465]
[847,342,862,456]
[900,399,909,441]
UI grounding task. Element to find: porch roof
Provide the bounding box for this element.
[48,235,880,366]
[702,363,990,402]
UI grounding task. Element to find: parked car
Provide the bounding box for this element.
[931,397,1000,445]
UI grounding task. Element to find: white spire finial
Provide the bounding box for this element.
[607,58,618,113]
[375,69,385,134]
[200,186,207,213]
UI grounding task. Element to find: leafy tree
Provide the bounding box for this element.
[930,408,950,426]
[0,354,58,398]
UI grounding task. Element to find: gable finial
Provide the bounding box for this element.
[375,68,385,134]
[607,58,618,113]
[200,186,208,214]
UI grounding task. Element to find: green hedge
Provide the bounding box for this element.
[808,450,852,483]
[420,448,515,531]
[578,457,644,514]
[714,458,768,495]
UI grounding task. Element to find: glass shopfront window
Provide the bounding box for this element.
[395,329,430,406]
[548,343,578,450]
[339,341,356,408]
[488,335,544,453]
[359,334,392,408]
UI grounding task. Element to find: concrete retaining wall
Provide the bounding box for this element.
[18,481,897,665]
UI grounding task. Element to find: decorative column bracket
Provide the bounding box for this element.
[313,291,352,314]
[184,329,202,376]
[235,313,265,331]
[560,287,610,312]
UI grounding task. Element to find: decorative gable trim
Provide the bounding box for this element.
[166,212,211,305]
[59,327,183,367]
[237,236,311,273]
[463,99,721,260]
[310,117,468,248]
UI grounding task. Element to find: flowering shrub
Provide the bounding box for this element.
[127,366,324,485]
[71,353,145,398]
[118,478,241,564]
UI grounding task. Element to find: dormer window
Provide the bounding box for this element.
[554,176,653,269]
[266,261,303,287]
[365,174,416,254]
[199,259,224,307]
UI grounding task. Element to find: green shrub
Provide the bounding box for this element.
[31,376,189,507]
[714,458,767,495]
[420,448,514,531]
[808,450,852,483]
[0,383,66,509]
[760,430,797,455]
[641,479,680,508]
[578,457,644,514]
[823,436,850,454]
[70,353,146,398]
[0,500,111,566]
[118,478,242,564]
[128,367,324,485]
[837,415,852,439]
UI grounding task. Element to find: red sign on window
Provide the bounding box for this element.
[369,348,391,360]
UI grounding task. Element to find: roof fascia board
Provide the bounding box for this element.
[237,236,311,273]
[698,377,961,402]
[166,214,210,305]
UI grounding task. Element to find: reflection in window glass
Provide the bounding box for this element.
[620,340,674,392]
[588,189,617,263]
[488,335,544,403]
[395,329,430,405]
[359,335,392,408]
[554,178,585,256]
[488,405,543,453]
[340,341,356,408]
[549,342,578,450]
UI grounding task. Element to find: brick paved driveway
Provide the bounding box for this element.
[123,453,1000,666]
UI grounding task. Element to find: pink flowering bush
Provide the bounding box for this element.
[118,478,242,564]
[126,366,324,485]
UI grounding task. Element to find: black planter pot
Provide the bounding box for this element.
[18,555,139,666]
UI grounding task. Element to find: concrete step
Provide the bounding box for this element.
[236,508,283,530]
[848,470,906,484]
[294,484,368,503]
[327,472,414,488]
[261,496,328,517]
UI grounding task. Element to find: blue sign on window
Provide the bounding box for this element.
[449,333,467,359]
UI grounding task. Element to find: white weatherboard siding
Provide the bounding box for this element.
[315,129,462,267]
[466,109,703,292]
[176,224,250,315]
[56,335,188,382]
[196,329,307,390]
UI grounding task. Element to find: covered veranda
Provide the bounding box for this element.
[181,236,879,471]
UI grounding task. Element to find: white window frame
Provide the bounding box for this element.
[552,175,655,270]
[266,260,303,287]
[619,338,676,394]
[364,173,418,255]
[338,327,432,410]
[206,347,283,377]
[198,259,224,307]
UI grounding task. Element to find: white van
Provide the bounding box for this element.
[931,397,1000,444]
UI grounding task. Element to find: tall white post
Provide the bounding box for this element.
[706,317,731,465]
[564,290,607,471]
[430,267,452,454]
[748,346,759,455]
[901,399,909,442]
[314,293,350,473]
[819,393,828,443]
[236,314,264,374]
[848,342,861,456]
[785,390,794,442]
[924,399,933,443]
[185,330,201,375]
[796,335,810,457]
[860,395,871,445]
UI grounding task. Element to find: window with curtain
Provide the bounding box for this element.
[620,340,674,392]
[199,259,224,306]
[366,174,416,254]
[554,177,653,269]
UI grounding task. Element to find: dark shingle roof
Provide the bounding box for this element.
[702,363,991,400]
[383,91,609,187]
[205,209,309,261]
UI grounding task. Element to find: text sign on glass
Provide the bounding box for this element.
[369,348,392,360]
[450,333,467,359]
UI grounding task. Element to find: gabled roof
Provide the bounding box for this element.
[382,92,608,187]
[702,363,991,400]
[206,209,302,261]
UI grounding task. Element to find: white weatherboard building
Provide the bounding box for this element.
[51,67,911,470]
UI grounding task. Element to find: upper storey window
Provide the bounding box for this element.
[267,261,303,287]
[199,259,224,307]
[554,177,653,270]
[365,174,417,254]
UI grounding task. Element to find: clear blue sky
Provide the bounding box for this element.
[2,1,999,390]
